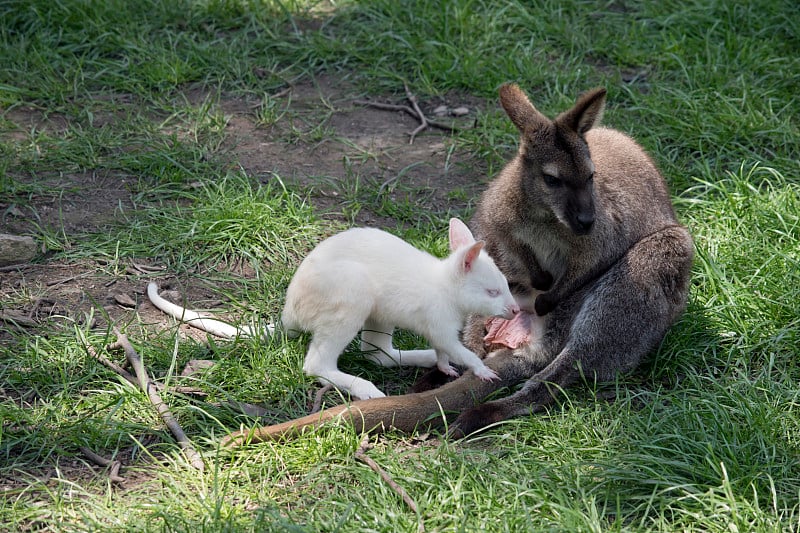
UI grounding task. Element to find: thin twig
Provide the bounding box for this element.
[310,384,334,414]
[84,344,140,388]
[0,263,32,273]
[404,83,429,144]
[79,446,125,484]
[108,328,205,472]
[130,261,166,274]
[354,86,460,145]
[84,343,206,396]
[354,435,422,525]
[46,272,91,287]
[352,100,418,119]
[0,311,37,328]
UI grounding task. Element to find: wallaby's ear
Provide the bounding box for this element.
[556,87,606,136]
[448,217,476,251]
[498,83,549,134]
[460,241,485,274]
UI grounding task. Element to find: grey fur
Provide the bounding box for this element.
[451,83,694,435]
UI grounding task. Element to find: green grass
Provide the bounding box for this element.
[2,0,799,531]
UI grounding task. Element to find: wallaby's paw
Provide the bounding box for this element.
[473,365,500,382]
[349,383,386,400]
[437,362,461,378]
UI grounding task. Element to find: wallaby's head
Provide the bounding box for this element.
[499,83,606,236]
[448,218,519,319]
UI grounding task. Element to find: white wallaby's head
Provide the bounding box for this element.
[448,218,519,319]
[499,83,606,236]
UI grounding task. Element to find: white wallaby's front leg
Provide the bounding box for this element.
[436,339,500,382]
[435,350,461,377]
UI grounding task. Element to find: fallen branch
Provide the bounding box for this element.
[46,272,91,287]
[84,344,206,396]
[354,435,422,528]
[0,263,32,273]
[79,446,125,484]
[310,384,334,414]
[354,83,461,144]
[0,311,37,328]
[108,328,205,472]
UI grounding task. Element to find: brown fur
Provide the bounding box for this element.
[220,84,693,447]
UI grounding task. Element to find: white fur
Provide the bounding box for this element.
[282,218,519,399]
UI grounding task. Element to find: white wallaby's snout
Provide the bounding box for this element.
[503,300,521,320]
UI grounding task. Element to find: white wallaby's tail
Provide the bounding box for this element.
[146,282,274,339]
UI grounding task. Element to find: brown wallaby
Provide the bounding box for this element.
[220,84,693,447]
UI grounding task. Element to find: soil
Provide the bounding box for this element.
[0,75,498,343]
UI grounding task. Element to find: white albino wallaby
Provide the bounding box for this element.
[281,218,520,400]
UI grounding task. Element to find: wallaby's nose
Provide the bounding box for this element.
[575,213,594,234]
[505,303,520,319]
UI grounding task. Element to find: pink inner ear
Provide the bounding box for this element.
[462,241,484,272]
[449,218,475,251]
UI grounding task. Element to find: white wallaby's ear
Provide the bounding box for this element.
[460,241,485,274]
[499,83,549,134]
[448,217,476,251]
[556,87,606,136]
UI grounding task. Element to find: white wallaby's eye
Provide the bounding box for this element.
[543,173,562,188]
[486,289,501,297]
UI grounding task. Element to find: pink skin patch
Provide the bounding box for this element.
[483,311,534,349]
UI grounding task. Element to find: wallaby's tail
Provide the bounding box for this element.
[219,358,522,446]
[146,282,274,339]
[220,390,444,447]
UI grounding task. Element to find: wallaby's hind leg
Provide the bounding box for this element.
[361,319,438,369]
[304,324,386,400]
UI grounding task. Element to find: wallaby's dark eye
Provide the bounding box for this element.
[543,173,562,187]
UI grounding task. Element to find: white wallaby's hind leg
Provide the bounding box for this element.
[303,325,385,400]
[361,319,438,368]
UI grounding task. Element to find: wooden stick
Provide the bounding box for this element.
[404,83,429,144]
[109,328,205,472]
[353,99,419,119]
[310,384,334,414]
[0,263,31,272]
[0,311,37,328]
[84,344,140,388]
[354,435,422,525]
[79,446,125,484]
[354,86,461,145]
[84,343,206,396]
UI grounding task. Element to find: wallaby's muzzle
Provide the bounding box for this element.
[566,192,595,235]
[573,211,595,235]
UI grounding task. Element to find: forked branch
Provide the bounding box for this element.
[354,83,461,144]
[108,328,205,472]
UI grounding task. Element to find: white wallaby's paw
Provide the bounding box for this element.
[437,362,461,378]
[473,365,500,382]
[349,382,386,400]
